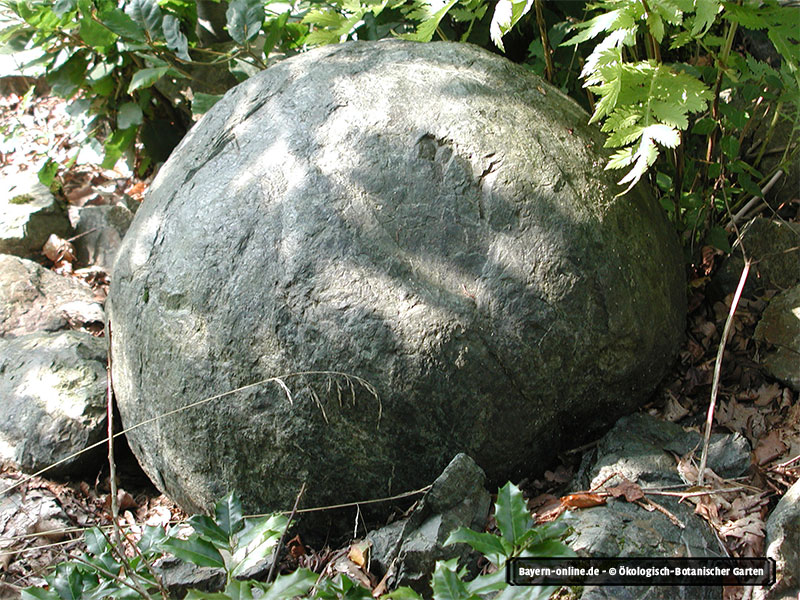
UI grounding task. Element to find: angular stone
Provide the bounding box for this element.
[0,254,105,337]
[0,331,107,476]
[152,556,226,599]
[755,285,800,391]
[109,40,686,526]
[0,171,71,258]
[366,453,490,596]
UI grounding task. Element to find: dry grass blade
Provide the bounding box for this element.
[698,258,751,486]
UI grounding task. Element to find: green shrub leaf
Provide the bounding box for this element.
[98,7,147,42]
[226,0,265,44]
[52,0,77,18]
[490,0,534,52]
[79,16,116,48]
[257,568,317,600]
[117,102,143,129]
[21,588,61,600]
[125,0,164,39]
[162,14,190,61]
[231,515,287,576]
[430,559,476,600]
[192,92,224,116]
[127,66,170,93]
[161,536,226,568]
[101,126,137,168]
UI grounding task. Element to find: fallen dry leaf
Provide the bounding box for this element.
[606,480,645,502]
[348,541,370,568]
[754,430,787,466]
[560,493,606,509]
[42,233,75,271]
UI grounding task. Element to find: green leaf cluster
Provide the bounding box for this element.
[0,0,310,177]
[21,483,574,600]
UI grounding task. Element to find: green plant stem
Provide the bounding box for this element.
[753,100,784,169]
[673,136,684,227]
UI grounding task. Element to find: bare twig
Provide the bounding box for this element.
[633,498,684,528]
[267,482,305,583]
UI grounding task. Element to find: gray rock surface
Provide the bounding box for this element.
[755,284,800,391]
[67,204,134,272]
[109,40,686,523]
[366,453,490,596]
[152,556,226,599]
[568,413,751,600]
[756,479,800,600]
[0,254,105,337]
[713,218,800,299]
[0,171,71,258]
[0,331,107,476]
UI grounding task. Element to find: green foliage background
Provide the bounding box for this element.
[1,0,798,249]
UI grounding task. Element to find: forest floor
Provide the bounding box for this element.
[0,85,798,600]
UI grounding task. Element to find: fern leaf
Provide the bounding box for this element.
[562,8,625,46]
[401,0,458,41]
[692,0,721,36]
[490,0,534,52]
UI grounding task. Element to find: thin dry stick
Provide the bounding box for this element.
[697,258,751,486]
[267,482,306,584]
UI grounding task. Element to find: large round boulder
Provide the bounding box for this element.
[109,40,685,524]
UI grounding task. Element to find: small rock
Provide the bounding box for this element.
[366,453,490,597]
[152,556,226,599]
[0,331,107,476]
[0,171,71,259]
[756,479,800,600]
[755,284,800,392]
[67,204,134,272]
[0,254,105,337]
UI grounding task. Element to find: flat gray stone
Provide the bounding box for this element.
[755,285,800,391]
[109,40,686,526]
[0,331,107,476]
[568,413,752,600]
[0,171,71,258]
[0,254,105,337]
